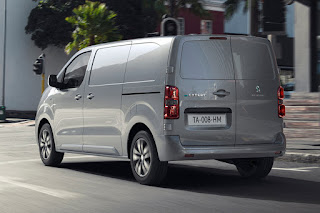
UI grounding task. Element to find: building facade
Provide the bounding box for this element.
[176,0,225,35]
[0,0,71,114]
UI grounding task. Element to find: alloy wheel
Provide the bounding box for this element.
[39,129,52,159]
[132,138,151,177]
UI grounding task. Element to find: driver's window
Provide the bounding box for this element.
[63,52,91,88]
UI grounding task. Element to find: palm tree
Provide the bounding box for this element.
[224,0,260,35]
[65,1,122,54]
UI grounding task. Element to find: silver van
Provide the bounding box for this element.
[35,35,286,185]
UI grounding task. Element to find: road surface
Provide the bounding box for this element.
[0,125,319,213]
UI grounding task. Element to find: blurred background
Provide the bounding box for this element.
[0,0,318,116]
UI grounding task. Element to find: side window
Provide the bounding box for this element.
[125,43,161,82]
[63,52,91,88]
[89,45,131,86]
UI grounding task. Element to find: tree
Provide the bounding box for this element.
[65,1,122,54]
[26,0,159,49]
[26,0,86,50]
[154,0,209,18]
[224,0,260,35]
[100,0,159,39]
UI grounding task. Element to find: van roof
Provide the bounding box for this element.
[79,35,266,53]
[80,36,175,52]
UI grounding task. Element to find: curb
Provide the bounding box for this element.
[276,152,320,164]
[0,120,35,128]
[6,110,36,119]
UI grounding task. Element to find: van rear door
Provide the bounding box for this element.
[171,37,236,146]
[231,37,282,145]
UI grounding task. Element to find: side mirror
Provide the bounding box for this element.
[48,75,60,88]
[65,78,79,88]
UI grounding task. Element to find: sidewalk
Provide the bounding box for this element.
[0,118,319,163]
[278,137,320,164]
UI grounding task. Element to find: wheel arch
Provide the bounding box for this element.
[37,117,52,137]
[127,123,154,159]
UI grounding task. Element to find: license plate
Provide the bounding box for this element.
[188,114,227,126]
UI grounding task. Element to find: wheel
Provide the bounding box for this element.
[130,131,168,185]
[235,157,274,179]
[38,123,64,166]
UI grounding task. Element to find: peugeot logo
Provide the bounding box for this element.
[256,86,261,93]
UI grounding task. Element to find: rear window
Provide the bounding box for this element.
[180,40,234,80]
[231,38,276,80]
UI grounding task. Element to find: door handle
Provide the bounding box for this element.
[87,93,94,100]
[74,94,82,100]
[213,89,230,97]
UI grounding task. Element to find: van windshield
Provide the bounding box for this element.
[231,38,276,80]
[180,40,234,80]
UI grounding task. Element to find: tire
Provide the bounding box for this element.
[235,157,274,179]
[38,123,64,166]
[130,131,168,185]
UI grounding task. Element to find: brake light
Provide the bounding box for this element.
[164,85,179,119]
[209,37,227,40]
[278,86,284,100]
[278,104,285,118]
[278,86,285,118]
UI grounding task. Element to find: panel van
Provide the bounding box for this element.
[35,35,286,185]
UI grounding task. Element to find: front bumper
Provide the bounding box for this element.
[155,135,286,162]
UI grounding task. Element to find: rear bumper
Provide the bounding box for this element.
[155,134,286,161]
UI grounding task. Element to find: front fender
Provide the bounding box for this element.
[35,103,54,137]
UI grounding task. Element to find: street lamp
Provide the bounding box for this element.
[0,0,7,121]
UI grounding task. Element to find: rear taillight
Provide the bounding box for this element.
[164,85,179,119]
[278,104,285,118]
[278,86,284,99]
[278,86,285,118]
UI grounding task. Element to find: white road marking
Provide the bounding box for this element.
[273,167,319,172]
[0,155,97,165]
[13,144,37,147]
[0,176,81,199]
[0,159,39,165]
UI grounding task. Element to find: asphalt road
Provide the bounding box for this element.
[0,125,319,213]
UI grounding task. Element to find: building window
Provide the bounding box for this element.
[177,17,185,35]
[201,20,213,34]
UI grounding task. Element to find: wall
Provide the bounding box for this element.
[0,0,71,111]
[178,9,224,34]
[224,1,248,34]
[286,3,294,38]
[294,2,311,92]
[224,1,295,37]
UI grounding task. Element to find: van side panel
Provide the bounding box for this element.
[121,38,174,157]
[83,44,131,156]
